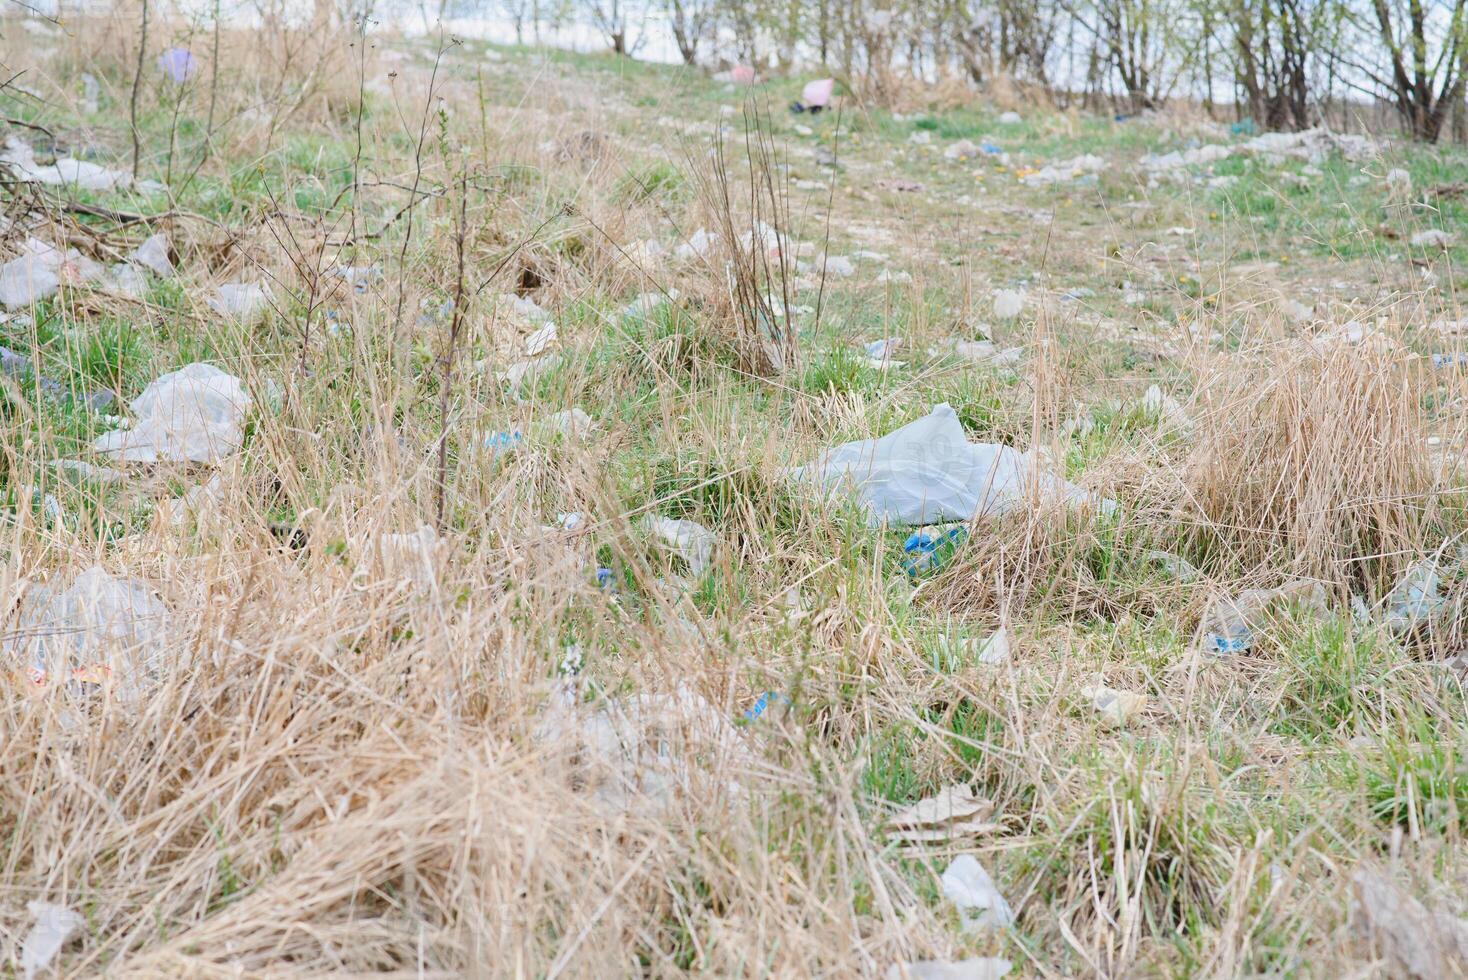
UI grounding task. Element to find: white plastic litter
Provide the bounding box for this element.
[1196,579,1327,655]
[822,254,855,277]
[537,680,751,811]
[331,264,381,293]
[129,233,173,277]
[499,354,561,395]
[992,289,1024,319]
[998,111,1022,124]
[524,321,557,356]
[92,362,251,464]
[1021,154,1106,186]
[21,901,85,980]
[886,785,999,845]
[621,289,679,319]
[1080,678,1147,726]
[1141,385,1191,434]
[357,524,440,591]
[790,403,1113,527]
[107,262,148,299]
[642,515,716,576]
[940,854,1014,931]
[886,958,1012,980]
[548,407,595,437]
[1382,558,1446,633]
[674,228,717,261]
[1,137,136,191]
[208,282,271,324]
[4,567,173,702]
[1351,868,1468,979]
[1411,230,1456,249]
[976,628,1011,665]
[0,251,61,309]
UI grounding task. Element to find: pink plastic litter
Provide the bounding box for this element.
[731,65,756,85]
[801,78,835,108]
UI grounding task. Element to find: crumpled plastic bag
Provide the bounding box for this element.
[3,567,173,702]
[885,784,1000,845]
[790,403,1114,527]
[92,362,251,463]
[642,515,716,576]
[208,282,271,324]
[1382,558,1447,633]
[1196,579,1328,655]
[0,238,108,309]
[536,680,751,812]
[1351,868,1468,979]
[886,958,1011,980]
[20,901,85,979]
[940,854,1014,931]
[355,524,441,592]
[129,233,173,277]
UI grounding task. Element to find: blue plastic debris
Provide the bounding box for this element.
[902,527,967,580]
[743,690,791,721]
[595,567,616,590]
[483,430,523,456]
[980,142,1002,155]
[1231,117,1257,135]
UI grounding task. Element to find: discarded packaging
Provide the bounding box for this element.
[642,515,716,576]
[208,282,271,323]
[1080,678,1147,726]
[1197,579,1328,655]
[92,362,250,464]
[940,854,1014,931]
[886,958,1012,980]
[4,567,173,702]
[992,289,1024,319]
[537,680,751,810]
[886,784,1000,844]
[357,524,440,591]
[790,403,1113,527]
[1382,558,1447,633]
[21,901,85,980]
[1351,868,1468,979]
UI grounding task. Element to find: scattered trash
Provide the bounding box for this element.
[674,228,717,261]
[208,282,272,324]
[156,47,196,83]
[1141,385,1191,434]
[20,901,85,980]
[537,680,751,810]
[791,77,834,114]
[642,515,716,576]
[742,689,790,721]
[1021,154,1106,186]
[886,784,1000,845]
[864,337,905,369]
[1385,168,1413,204]
[107,262,149,299]
[164,473,224,527]
[902,526,966,579]
[1146,549,1199,582]
[790,403,1113,527]
[51,459,125,485]
[524,321,557,357]
[482,429,524,458]
[885,958,1011,980]
[92,363,250,464]
[3,567,173,702]
[331,264,381,293]
[1079,678,1147,726]
[128,233,173,277]
[548,407,595,438]
[499,354,561,396]
[1196,579,1328,655]
[357,524,440,591]
[997,111,1022,124]
[940,854,1014,931]
[1,136,143,191]
[1411,229,1456,249]
[621,290,678,319]
[1351,868,1468,980]
[1381,557,1446,633]
[974,628,1011,665]
[943,139,982,161]
[992,289,1024,320]
[595,566,616,590]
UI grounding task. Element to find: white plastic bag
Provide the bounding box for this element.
[790,404,1113,527]
[940,854,1014,931]
[92,362,251,463]
[4,567,173,702]
[21,901,85,979]
[642,515,716,576]
[208,282,271,324]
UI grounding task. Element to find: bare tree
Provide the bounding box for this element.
[665,0,719,64]
[583,0,640,54]
[1230,0,1325,129]
[1347,0,1468,140]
